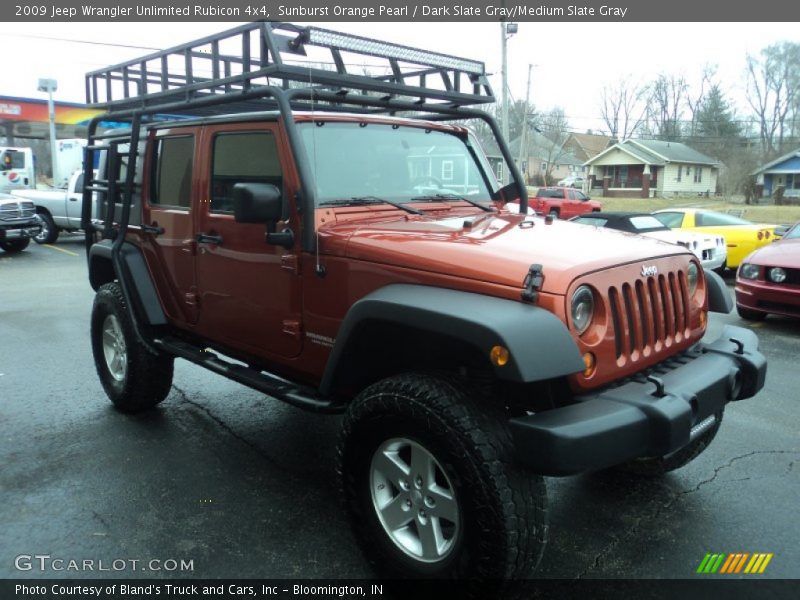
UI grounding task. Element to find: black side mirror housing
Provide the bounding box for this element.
[232,182,294,248]
[232,183,282,223]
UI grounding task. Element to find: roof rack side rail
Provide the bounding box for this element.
[85,22,494,113]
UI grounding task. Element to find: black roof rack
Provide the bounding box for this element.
[85,21,494,115]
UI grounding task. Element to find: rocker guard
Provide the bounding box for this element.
[508,325,766,476]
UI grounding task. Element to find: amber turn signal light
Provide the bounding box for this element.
[582,352,596,377]
[490,345,510,367]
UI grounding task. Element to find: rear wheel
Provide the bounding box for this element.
[91,282,173,412]
[338,373,548,579]
[737,305,767,321]
[0,238,30,253]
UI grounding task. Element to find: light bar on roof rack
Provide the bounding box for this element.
[304,26,485,75]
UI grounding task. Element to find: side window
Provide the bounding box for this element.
[152,136,194,209]
[567,190,577,200]
[211,131,282,214]
[653,212,684,228]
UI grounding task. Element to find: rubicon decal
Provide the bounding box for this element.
[696,552,773,574]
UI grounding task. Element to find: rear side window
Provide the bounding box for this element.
[653,212,684,228]
[152,136,194,209]
[537,189,564,199]
[211,132,282,214]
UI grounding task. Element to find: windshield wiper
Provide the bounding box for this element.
[410,193,495,212]
[319,196,424,215]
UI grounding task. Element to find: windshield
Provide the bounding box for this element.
[629,215,669,232]
[298,122,496,206]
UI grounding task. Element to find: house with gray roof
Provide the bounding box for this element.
[752,148,800,199]
[584,139,720,198]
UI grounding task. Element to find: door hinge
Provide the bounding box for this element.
[282,319,302,339]
[281,254,299,273]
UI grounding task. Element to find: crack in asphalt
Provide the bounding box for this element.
[576,449,800,579]
[91,510,110,532]
[170,384,297,479]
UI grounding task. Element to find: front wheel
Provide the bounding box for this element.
[91,282,174,412]
[338,373,548,579]
[0,238,30,253]
[33,212,59,244]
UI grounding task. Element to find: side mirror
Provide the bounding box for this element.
[232,182,294,248]
[232,183,282,224]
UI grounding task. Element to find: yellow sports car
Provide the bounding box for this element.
[653,208,779,269]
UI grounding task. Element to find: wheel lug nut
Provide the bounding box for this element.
[415,476,423,488]
[405,499,412,509]
[425,496,435,507]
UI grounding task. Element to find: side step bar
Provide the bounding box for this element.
[154,336,345,414]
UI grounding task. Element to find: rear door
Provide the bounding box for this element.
[193,122,303,360]
[140,128,199,324]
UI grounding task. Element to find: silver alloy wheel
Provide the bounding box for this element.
[370,438,460,563]
[102,314,127,382]
[34,214,50,243]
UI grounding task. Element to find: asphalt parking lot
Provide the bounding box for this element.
[1,236,798,581]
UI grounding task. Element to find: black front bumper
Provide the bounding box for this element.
[509,325,767,476]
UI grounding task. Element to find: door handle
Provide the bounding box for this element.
[142,223,165,236]
[196,232,223,245]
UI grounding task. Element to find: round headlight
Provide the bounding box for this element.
[687,262,699,295]
[571,285,595,335]
[769,267,787,283]
[739,263,759,280]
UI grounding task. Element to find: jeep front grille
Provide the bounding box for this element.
[608,271,690,363]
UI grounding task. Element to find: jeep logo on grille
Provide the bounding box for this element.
[641,265,658,277]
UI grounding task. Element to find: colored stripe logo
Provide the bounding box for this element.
[697,552,773,574]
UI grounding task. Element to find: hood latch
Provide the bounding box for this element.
[521,263,544,303]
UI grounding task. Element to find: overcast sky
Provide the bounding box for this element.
[1,21,796,134]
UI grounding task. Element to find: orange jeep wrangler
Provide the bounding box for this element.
[81,23,766,580]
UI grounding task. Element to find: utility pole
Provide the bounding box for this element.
[517,64,533,187]
[38,78,58,186]
[500,21,517,184]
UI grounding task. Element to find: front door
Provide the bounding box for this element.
[141,128,199,324]
[193,122,303,360]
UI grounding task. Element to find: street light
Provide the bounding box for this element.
[37,78,58,186]
[500,22,517,184]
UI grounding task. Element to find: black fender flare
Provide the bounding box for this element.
[318,284,584,396]
[704,268,733,314]
[88,240,166,326]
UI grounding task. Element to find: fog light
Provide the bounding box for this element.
[582,352,596,377]
[490,345,510,367]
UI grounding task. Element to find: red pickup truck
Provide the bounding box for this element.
[531,186,602,218]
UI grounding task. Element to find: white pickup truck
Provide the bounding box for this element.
[12,170,95,244]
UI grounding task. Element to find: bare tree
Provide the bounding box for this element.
[643,73,688,141]
[686,65,717,138]
[536,108,571,185]
[746,42,800,159]
[599,78,648,140]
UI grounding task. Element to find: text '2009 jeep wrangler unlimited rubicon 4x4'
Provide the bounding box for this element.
[81,23,766,580]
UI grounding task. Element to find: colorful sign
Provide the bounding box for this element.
[696,552,774,574]
[0,96,103,126]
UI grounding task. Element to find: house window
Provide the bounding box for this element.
[694,167,703,183]
[676,165,682,182]
[495,162,504,182]
[441,160,454,181]
[541,162,547,172]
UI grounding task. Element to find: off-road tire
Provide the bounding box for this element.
[737,304,767,321]
[34,211,59,244]
[548,208,560,219]
[0,238,30,253]
[338,373,548,580]
[91,282,173,412]
[615,410,724,476]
